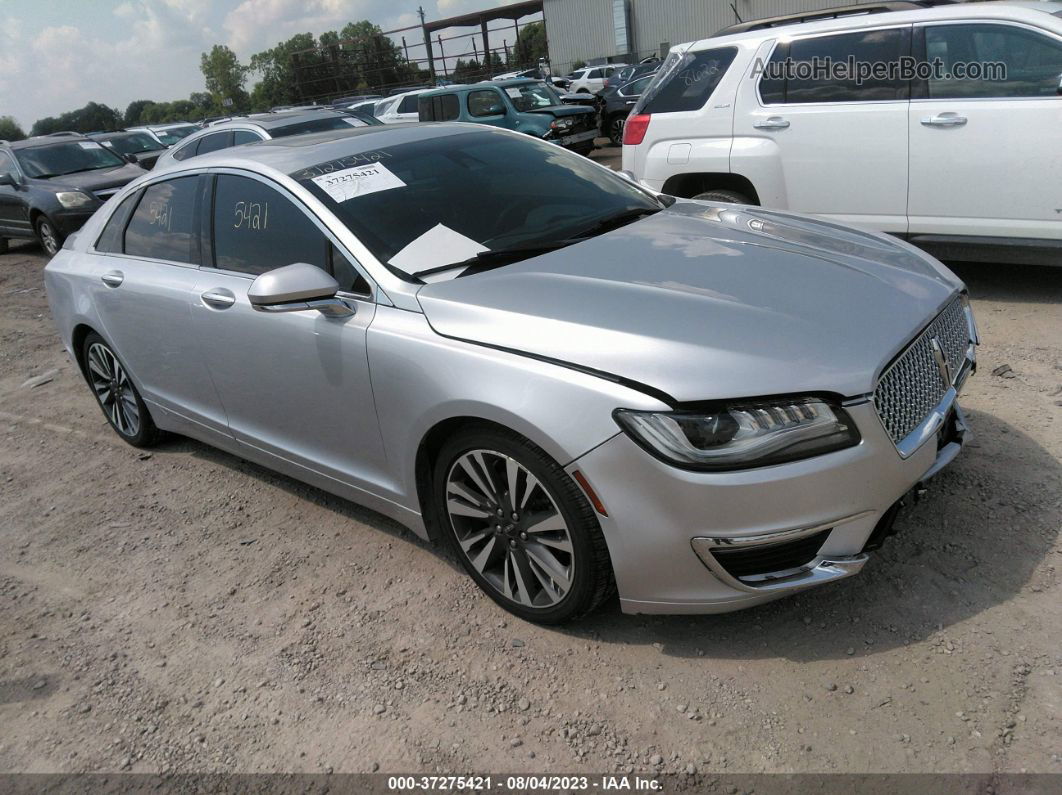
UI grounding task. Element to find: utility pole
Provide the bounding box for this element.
[419,5,436,82]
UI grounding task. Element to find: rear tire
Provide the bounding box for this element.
[35,216,62,257]
[81,332,163,448]
[691,189,753,205]
[432,425,615,624]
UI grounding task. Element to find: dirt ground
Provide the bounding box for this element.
[1,218,1060,779]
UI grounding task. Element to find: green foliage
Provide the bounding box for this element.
[200,44,249,111]
[571,59,587,72]
[30,102,122,136]
[451,52,505,83]
[0,115,27,141]
[512,22,548,70]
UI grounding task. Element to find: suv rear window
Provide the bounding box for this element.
[633,47,737,115]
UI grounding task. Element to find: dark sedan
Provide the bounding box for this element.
[600,73,656,145]
[88,131,169,170]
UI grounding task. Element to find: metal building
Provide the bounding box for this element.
[542,0,856,72]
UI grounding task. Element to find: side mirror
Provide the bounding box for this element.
[124,153,139,164]
[248,262,353,317]
[0,173,16,187]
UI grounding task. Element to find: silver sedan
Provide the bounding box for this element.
[44,124,977,623]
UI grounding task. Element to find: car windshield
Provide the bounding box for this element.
[100,132,160,156]
[271,116,366,138]
[504,82,561,111]
[15,141,125,178]
[153,125,198,145]
[292,130,661,279]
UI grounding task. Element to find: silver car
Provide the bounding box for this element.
[44,124,977,623]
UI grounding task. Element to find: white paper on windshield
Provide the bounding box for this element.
[389,223,488,273]
[505,87,523,98]
[78,141,103,150]
[311,162,405,203]
[343,117,366,126]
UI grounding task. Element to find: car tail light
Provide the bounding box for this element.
[623,113,651,145]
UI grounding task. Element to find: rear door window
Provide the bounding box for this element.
[397,94,421,114]
[196,131,233,155]
[123,176,200,263]
[635,47,738,114]
[419,94,460,121]
[760,28,910,104]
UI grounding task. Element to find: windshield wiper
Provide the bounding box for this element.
[567,206,660,240]
[413,239,577,280]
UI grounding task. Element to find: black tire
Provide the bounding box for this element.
[0,237,9,255]
[576,88,590,94]
[570,142,595,158]
[432,424,615,624]
[81,332,163,448]
[606,114,626,146]
[35,216,62,257]
[691,189,753,205]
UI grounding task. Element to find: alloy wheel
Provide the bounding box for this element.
[86,342,141,437]
[38,220,59,256]
[445,449,575,609]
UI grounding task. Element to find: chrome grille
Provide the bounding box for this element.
[874,297,971,445]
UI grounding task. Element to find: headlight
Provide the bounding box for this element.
[614,398,860,471]
[549,118,574,130]
[55,191,94,209]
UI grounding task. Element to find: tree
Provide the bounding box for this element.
[30,102,121,135]
[512,21,548,69]
[0,116,26,141]
[200,44,249,111]
[248,32,316,109]
[123,100,156,127]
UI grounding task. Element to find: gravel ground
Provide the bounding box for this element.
[0,218,1059,778]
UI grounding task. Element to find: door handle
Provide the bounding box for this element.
[753,116,790,130]
[100,271,124,288]
[921,113,967,128]
[201,289,236,309]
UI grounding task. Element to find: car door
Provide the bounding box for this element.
[908,20,1062,240]
[467,88,511,128]
[733,26,912,233]
[87,175,231,441]
[191,171,389,492]
[0,151,31,236]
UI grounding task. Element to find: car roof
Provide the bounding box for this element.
[701,0,1062,46]
[7,135,93,150]
[422,78,543,97]
[152,123,487,176]
[203,109,351,132]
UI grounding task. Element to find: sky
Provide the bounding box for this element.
[0,0,536,129]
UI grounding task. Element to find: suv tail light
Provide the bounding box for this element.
[623,113,651,146]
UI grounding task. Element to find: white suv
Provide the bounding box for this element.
[569,64,627,94]
[623,1,1062,265]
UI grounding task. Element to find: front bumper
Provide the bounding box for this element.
[51,207,98,237]
[567,399,971,614]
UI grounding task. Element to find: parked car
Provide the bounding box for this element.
[418,79,598,155]
[88,131,169,170]
[375,89,435,124]
[45,124,977,623]
[600,73,656,145]
[603,62,658,92]
[347,98,383,117]
[0,134,144,256]
[569,63,627,94]
[154,109,380,169]
[623,0,1062,265]
[126,123,199,147]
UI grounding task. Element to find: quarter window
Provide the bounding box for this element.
[468,90,505,117]
[123,177,199,263]
[921,24,1062,99]
[95,191,141,254]
[761,28,910,104]
[419,94,460,121]
[397,94,421,114]
[233,130,262,146]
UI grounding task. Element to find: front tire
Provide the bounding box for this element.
[433,425,615,624]
[35,216,62,257]
[691,189,753,205]
[81,333,162,448]
[606,114,625,146]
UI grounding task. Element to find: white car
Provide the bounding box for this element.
[375,89,434,124]
[623,0,1062,266]
[126,123,200,147]
[568,64,627,94]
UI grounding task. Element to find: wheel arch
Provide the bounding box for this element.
[70,322,99,381]
[660,172,761,204]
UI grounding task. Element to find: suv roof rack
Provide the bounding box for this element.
[711,1,956,37]
[45,131,86,138]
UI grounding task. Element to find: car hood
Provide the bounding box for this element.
[525,104,595,117]
[417,201,962,403]
[34,163,146,193]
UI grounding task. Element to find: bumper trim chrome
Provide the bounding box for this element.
[691,511,872,593]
